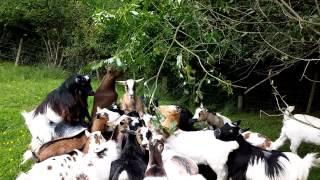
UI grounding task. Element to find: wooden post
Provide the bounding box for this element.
[161,76,168,93]
[237,95,243,111]
[15,37,24,66]
[306,72,318,113]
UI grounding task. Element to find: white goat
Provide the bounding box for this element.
[117,78,145,117]
[272,106,320,153]
[164,129,239,180]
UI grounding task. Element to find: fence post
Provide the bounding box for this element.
[237,95,243,111]
[306,72,318,113]
[15,34,27,66]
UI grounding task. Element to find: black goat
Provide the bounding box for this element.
[109,131,147,180]
[34,74,94,125]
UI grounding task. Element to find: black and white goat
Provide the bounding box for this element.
[109,130,147,180]
[215,121,320,180]
[21,75,94,163]
[161,130,238,180]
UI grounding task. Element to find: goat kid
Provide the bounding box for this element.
[215,121,320,180]
[118,78,145,118]
[109,130,147,180]
[193,103,232,129]
[272,106,320,153]
[92,67,122,118]
[164,129,239,180]
[72,131,119,180]
[21,75,94,161]
[242,131,273,150]
[17,131,114,180]
[30,108,109,162]
[144,139,167,180]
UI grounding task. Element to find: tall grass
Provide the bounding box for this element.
[0,61,319,179]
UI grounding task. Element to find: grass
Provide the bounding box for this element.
[0,61,319,179]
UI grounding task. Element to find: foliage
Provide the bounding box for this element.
[1,0,320,105]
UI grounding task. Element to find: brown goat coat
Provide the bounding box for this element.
[198,111,224,128]
[36,132,88,162]
[36,114,109,162]
[158,106,180,130]
[145,140,166,177]
[121,94,145,117]
[92,68,122,118]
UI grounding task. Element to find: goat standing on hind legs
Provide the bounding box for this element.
[118,78,145,118]
[92,67,123,118]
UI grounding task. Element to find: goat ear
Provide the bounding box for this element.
[157,142,164,153]
[75,77,80,84]
[135,78,144,83]
[200,103,204,109]
[287,106,295,113]
[233,120,241,126]
[97,106,102,112]
[116,80,126,85]
[240,128,250,133]
[85,130,91,137]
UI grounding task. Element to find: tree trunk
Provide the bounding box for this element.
[306,72,318,113]
[15,37,23,66]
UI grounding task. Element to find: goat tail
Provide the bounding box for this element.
[16,172,29,180]
[298,153,319,179]
[302,153,319,169]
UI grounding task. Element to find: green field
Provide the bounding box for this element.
[0,61,319,179]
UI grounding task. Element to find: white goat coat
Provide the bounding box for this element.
[22,107,62,152]
[16,151,83,180]
[245,153,318,180]
[165,130,239,180]
[71,140,119,180]
[272,109,320,153]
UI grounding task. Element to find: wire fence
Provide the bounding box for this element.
[0,37,48,65]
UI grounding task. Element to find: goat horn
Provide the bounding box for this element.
[116,80,126,85]
[135,78,144,83]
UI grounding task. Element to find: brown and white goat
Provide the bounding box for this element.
[34,108,109,162]
[17,131,119,180]
[193,104,232,129]
[92,67,123,118]
[118,78,145,118]
[242,131,273,150]
[158,105,181,130]
[144,139,167,179]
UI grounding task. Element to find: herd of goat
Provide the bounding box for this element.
[16,68,320,180]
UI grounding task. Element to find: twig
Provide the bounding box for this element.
[259,110,283,118]
[300,61,310,81]
[244,68,284,95]
[304,75,320,83]
[148,20,185,107]
[174,40,247,89]
[259,32,320,62]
